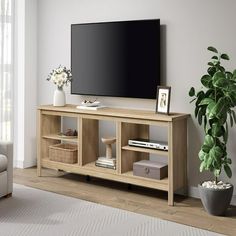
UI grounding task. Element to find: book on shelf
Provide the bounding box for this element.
[97,157,116,164]
[95,162,116,170]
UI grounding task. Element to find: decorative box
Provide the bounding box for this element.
[133,160,168,180]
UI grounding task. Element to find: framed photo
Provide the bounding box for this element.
[156,86,171,115]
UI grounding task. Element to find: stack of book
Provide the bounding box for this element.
[95,157,116,169]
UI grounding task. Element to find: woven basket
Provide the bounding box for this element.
[49,143,78,164]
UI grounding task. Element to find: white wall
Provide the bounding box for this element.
[37,0,236,202]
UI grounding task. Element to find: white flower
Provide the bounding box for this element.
[47,65,72,88]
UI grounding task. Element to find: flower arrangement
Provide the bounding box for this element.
[47,65,72,88]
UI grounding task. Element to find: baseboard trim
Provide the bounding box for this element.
[188,186,236,206]
[14,159,36,169]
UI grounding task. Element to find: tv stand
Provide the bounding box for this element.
[37,104,189,206]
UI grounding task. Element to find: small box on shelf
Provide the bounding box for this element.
[133,160,168,180]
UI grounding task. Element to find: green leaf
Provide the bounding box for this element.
[194,106,200,118]
[209,97,228,120]
[199,98,214,106]
[209,145,223,160]
[224,164,232,178]
[208,67,217,77]
[230,112,233,127]
[202,144,211,153]
[200,161,205,172]
[189,87,195,97]
[232,69,236,79]
[198,149,206,161]
[204,134,214,148]
[198,110,203,125]
[214,169,221,177]
[227,91,236,106]
[221,54,230,60]
[212,71,225,83]
[226,72,233,80]
[203,115,207,132]
[211,56,218,60]
[206,101,216,118]
[196,91,205,106]
[219,66,226,73]
[226,158,232,164]
[232,110,236,124]
[201,75,212,88]
[197,107,206,125]
[211,123,223,137]
[207,46,218,53]
[223,121,228,143]
[208,62,214,66]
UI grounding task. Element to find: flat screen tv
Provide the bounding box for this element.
[71,19,160,99]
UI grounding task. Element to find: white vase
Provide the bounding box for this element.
[53,87,66,106]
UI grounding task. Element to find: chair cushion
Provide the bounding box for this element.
[0,154,7,172]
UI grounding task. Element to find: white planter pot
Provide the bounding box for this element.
[53,87,66,106]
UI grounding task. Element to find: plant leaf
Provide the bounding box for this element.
[223,121,228,143]
[208,66,217,77]
[221,54,230,60]
[207,46,218,53]
[226,71,233,80]
[201,75,212,88]
[208,62,214,66]
[211,123,223,137]
[211,55,218,60]
[214,169,221,177]
[189,87,195,97]
[224,164,232,178]
[199,98,214,106]
[194,106,200,118]
[232,69,236,79]
[198,149,206,161]
[200,161,205,172]
[230,112,233,127]
[212,71,226,85]
[232,110,236,124]
[204,134,214,148]
[209,97,228,120]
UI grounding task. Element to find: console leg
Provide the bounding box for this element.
[86,175,91,182]
[128,184,132,190]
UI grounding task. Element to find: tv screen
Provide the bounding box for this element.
[71,19,160,99]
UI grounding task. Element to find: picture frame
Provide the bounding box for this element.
[155,86,171,115]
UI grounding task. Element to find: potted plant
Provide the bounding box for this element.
[189,46,236,216]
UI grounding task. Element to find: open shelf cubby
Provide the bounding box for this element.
[37,104,189,205]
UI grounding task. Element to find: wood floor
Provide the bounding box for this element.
[14,167,236,236]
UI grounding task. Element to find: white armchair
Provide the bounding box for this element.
[0,141,13,198]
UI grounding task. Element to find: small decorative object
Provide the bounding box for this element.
[47,65,72,106]
[156,86,171,114]
[189,46,236,216]
[102,137,116,159]
[58,129,78,139]
[95,137,116,169]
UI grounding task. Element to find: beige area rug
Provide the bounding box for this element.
[0,184,223,236]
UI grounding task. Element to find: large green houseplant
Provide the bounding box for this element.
[189,46,236,215]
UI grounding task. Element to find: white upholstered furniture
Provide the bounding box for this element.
[0,142,13,198]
